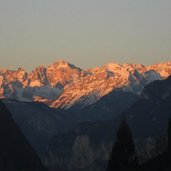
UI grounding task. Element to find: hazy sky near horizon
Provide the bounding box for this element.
[0,0,171,71]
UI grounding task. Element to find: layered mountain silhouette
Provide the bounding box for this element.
[0,100,46,171]
[45,75,171,171]
[3,89,138,162]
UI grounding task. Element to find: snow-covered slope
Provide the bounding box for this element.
[0,60,83,102]
[0,60,171,109]
[147,62,171,78]
[50,63,163,109]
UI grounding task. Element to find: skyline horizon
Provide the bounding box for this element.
[0,57,170,72]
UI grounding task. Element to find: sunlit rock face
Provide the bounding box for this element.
[147,62,171,78]
[0,60,170,110]
[44,131,113,171]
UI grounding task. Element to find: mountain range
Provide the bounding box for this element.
[45,75,171,171]
[1,61,171,110]
[1,60,171,171]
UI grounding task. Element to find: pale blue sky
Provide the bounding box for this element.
[0,0,171,71]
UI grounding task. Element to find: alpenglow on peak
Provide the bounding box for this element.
[0,60,171,109]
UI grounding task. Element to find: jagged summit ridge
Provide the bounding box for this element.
[0,60,84,102]
[50,63,164,109]
[52,60,81,70]
[0,60,171,109]
[147,61,171,78]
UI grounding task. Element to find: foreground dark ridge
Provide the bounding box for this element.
[107,117,171,171]
[0,100,47,171]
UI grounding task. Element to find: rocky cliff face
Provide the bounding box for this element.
[45,122,114,171]
[0,60,84,103]
[147,62,171,78]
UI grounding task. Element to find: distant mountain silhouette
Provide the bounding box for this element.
[75,90,139,120]
[0,100,46,171]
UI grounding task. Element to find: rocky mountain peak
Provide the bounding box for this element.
[0,61,170,109]
[46,60,84,87]
[28,66,48,87]
[51,60,81,70]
